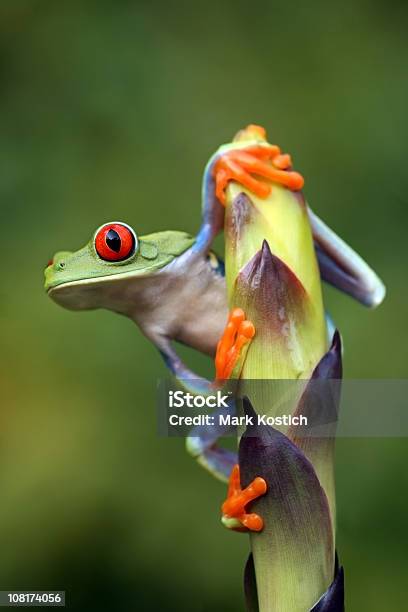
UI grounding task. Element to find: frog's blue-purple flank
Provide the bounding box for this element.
[45,125,385,611]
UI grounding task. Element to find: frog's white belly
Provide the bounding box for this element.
[119,252,228,356]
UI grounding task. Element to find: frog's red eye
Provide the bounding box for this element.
[94,223,137,262]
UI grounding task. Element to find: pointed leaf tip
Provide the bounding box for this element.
[261,238,271,256]
[242,396,257,425]
[312,329,342,381]
[235,240,309,328]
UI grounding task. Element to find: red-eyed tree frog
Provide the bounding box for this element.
[45,125,385,482]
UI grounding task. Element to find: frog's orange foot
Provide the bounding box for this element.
[221,464,267,532]
[213,142,304,206]
[215,308,255,380]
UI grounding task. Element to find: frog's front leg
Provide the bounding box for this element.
[213,144,304,205]
[192,126,304,257]
[191,152,224,255]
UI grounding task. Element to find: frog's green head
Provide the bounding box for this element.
[44,222,194,310]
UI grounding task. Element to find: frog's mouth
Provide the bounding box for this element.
[45,267,163,310]
[46,266,154,292]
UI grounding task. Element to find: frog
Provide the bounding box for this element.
[45,124,385,483]
[45,225,228,384]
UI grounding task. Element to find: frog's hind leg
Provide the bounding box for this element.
[157,340,214,395]
[309,207,386,308]
[158,334,238,481]
[187,307,255,482]
[152,308,255,481]
[326,311,336,343]
[186,402,237,482]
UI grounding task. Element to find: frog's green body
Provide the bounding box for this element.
[45,230,195,296]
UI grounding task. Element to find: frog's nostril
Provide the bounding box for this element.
[47,259,53,267]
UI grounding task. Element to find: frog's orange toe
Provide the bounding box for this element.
[215,308,255,380]
[240,513,264,532]
[233,124,268,142]
[221,464,267,532]
[213,140,304,206]
[246,124,266,140]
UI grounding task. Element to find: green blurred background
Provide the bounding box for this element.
[1,1,407,610]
